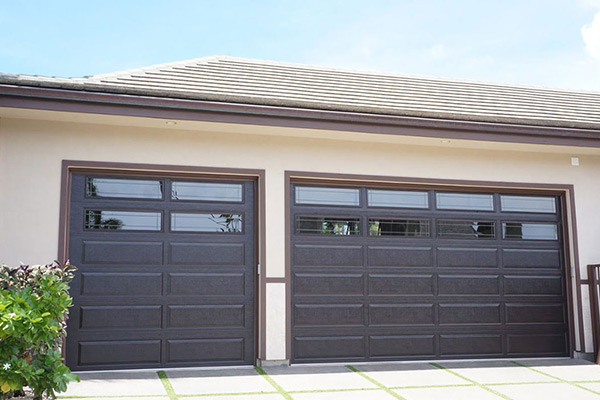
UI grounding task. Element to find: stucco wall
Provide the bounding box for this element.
[1,114,600,357]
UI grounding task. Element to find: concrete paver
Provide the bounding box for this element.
[492,382,600,400]
[395,385,503,400]
[184,395,284,400]
[355,362,468,387]
[437,360,557,384]
[62,371,166,396]
[264,365,378,391]
[518,359,600,382]
[165,368,274,395]
[292,389,394,400]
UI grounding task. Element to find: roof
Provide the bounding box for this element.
[1,55,600,130]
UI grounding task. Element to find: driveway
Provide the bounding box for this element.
[60,359,600,400]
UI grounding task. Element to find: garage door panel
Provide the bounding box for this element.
[437,247,498,267]
[82,241,164,264]
[166,338,245,363]
[440,334,503,356]
[167,305,245,328]
[367,246,433,267]
[507,333,568,355]
[294,304,364,326]
[294,273,364,296]
[369,274,434,295]
[439,304,501,325]
[294,336,365,361]
[291,184,568,363]
[503,249,561,268]
[167,273,245,296]
[67,175,255,369]
[369,304,434,326]
[370,335,435,358]
[80,272,163,296]
[80,306,162,329]
[505,304,565,324]
[294,244,363,266]
[169,242,245,265]
[504,276,563,296]
[78,340,162,366]
[438,275,500,295]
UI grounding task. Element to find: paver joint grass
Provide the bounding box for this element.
[511,361,600,396]
[429,362,513,400]
[346,365,407,400]
[255,366,294,400]
[157,371,178,400]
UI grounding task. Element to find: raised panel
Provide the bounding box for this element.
[370,335,435,357]
[438,275,500,295]
[439,304,501,325]
[368,246,433,267]
[168,273,244,296]
[503,249,561,268]
[294,273,364,296]
[506,304,565,324]
[369,304,434,326]
[294,245,363,267]
[369,274,434,296]
[440,335,502,356]
[168,305,244,328]
[169,243,244,265]
[294,304,364,326]
[83,241,163,264]
[437,248,497,267]
[504,276,563,296]
[167,338,245,363]
[294,336,365,360]
[78,340,161,366]
[80,306,162,329]
[81,273,162,296]
[507,334,567,355]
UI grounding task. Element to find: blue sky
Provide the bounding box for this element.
[1,0,600,91]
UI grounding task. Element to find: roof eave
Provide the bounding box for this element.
[1,83,600,148]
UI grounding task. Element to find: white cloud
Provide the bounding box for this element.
[582,12,600,60]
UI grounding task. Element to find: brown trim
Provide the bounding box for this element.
[3,85,600,148]
[284,170,583,362]
[588,264,600,359]
[58,160,267,364]
[265,278,287,283]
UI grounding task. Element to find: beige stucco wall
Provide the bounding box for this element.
[1,110,600,357]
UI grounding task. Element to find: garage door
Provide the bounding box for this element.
[66,173,255,370]
[291,184,569,363]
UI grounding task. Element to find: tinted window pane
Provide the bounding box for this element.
[295,216,360,235]
[295,187,360,206]
[85,210,161,231]
[501,195,556,214]
[86,178,162,199]
[368,190,428,208]
[171,182,243,202]
[369,219,430,237]
[438,220,495,238]
[171,213,242,233]
[503,222,558,240]
[436,193,494,211]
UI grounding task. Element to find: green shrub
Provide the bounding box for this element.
[0,262,79,399]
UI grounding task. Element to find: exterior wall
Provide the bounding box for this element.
[1,114,600,357]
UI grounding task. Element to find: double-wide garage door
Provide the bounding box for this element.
[291,184,569,362]
[66,173,255,370]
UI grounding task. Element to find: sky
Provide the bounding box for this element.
[1,0,600,91]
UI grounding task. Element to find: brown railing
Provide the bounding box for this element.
[588,264,600,362]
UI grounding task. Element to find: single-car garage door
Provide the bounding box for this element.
[291,184,569,363]
[66,173,255,370]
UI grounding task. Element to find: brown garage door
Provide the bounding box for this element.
[291,184,569,363]
[66,173,255,370]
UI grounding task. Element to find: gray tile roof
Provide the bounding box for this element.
[1,56,600,130]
